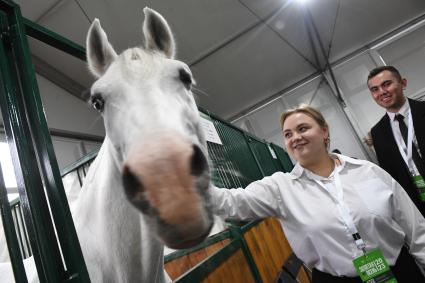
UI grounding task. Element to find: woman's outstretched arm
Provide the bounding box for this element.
[209,173,285,221]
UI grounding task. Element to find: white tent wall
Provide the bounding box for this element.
[234,75,369,160]
[49,137,101,170]
[233,19,425,163]
[36,74,104,137]
[377,24,425,101]
[36,74,104,169]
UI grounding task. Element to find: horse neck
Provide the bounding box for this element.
[74,136,145,234]
[85,137,123,197]
[73,137,166,283]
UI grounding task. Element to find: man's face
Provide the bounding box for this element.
[367,70,407,112]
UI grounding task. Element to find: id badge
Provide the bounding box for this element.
[352,249,397,283]
[412,175,425,202]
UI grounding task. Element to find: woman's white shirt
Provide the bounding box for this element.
[209,154,425,277]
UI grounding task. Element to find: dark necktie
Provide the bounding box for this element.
[394,114,425,177]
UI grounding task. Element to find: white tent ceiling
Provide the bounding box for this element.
[16,0,425,120]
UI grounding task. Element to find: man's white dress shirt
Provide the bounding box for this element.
[387,100,422,162]
[209,154,425,277]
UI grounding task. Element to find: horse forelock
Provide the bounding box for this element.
[109,48,169,81]
[120,47,168,64]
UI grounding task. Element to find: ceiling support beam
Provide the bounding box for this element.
[35,0,70,23]
[31,55,87,101]
[334,12,425,67]
[302,9,324,72]
[303,7,345,105]
[48,128,103,143]
[307,77,326,105]
[303,6,372,159]
[188,1,316,68]
[229,72,321,122]
[0,124,103,143]
[237,0,318,70]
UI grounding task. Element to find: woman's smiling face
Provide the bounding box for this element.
[282,112,329,163]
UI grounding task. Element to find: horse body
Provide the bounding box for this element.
[1,7,213,282]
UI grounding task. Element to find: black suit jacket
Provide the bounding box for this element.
[371,99,425,216]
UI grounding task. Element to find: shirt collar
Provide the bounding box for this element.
[386,99,410,121]
[288,153,363,180]
[289,162,304,179]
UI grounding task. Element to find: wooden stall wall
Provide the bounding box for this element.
[165,218,312,283]
[244,218,311,283]
[166,239,256,283]
[165,238,231,280]
[202,248,256,283]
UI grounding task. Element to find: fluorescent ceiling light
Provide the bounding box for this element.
[295,0,311,4]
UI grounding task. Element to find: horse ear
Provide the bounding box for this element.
[143,7,176,59]
[86,19,117,77]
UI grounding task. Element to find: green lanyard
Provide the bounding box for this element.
[394,110,425,201]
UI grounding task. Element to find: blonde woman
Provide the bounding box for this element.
[209,105,425,283]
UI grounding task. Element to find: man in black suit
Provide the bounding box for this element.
[368,66,425,216]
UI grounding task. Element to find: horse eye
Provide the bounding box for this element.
[179,68,192,90]
[91,94,105,112]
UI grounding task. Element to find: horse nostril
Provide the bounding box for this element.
[122,165,151,213]
[122,165,145,199]
[191,145,207,176]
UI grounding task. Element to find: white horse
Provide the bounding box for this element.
[1,7,213,283]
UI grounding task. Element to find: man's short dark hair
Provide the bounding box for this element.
[367,65,402,83]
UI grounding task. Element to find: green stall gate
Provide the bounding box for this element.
[0,1,311,282]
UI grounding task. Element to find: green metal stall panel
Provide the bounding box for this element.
[267,142,287,173]
[201,112,263,188]
[244,133,280,177]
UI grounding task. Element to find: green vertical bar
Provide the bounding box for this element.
[0,8,63,282]
[245,134,281,177]
[268,143,286,173]
[4,2,90,282]
[228,224,263,283]
[0,163,28,283]
[243,133,267,177]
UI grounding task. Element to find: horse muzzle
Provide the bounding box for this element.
[122,132,213,248]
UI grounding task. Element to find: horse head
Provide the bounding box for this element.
[86,7,213,249]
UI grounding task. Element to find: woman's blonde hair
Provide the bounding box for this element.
[280,104,330,147]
